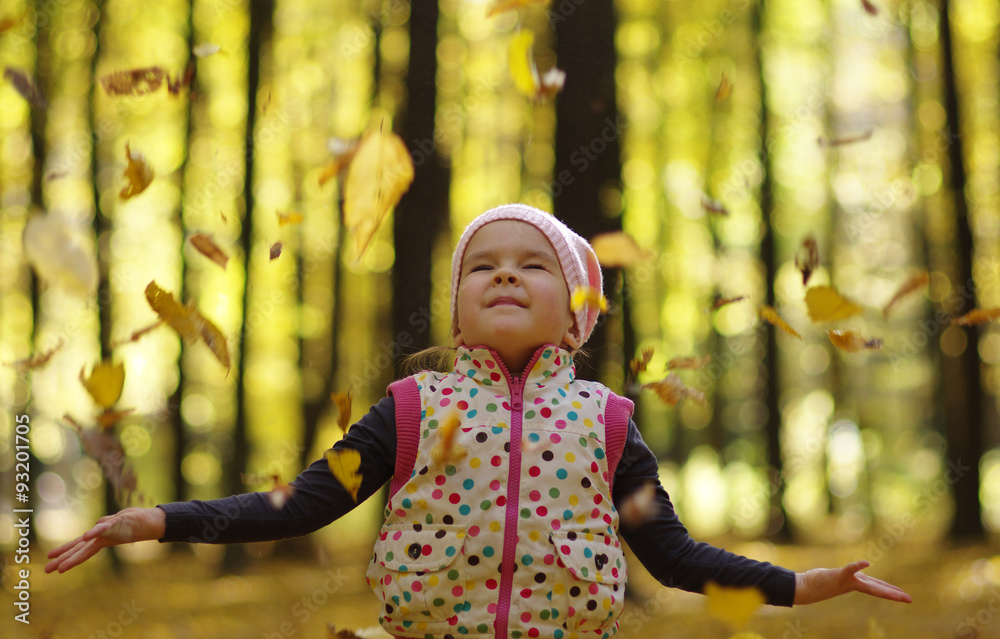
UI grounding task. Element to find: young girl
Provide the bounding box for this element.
[47,203,910,638]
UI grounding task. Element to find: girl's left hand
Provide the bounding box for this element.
[793,560,912,605]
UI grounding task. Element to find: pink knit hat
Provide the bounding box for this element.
[450,203,604,347]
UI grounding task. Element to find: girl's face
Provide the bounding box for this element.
[454,220,577,373]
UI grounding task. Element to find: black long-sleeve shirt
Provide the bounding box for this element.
[158,396,795,606]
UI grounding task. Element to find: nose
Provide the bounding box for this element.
[493,267,519,285]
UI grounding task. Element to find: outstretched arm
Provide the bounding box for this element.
[45,507,165,574]
[794,560,911,605]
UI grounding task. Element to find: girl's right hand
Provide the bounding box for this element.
[44,506,166,574]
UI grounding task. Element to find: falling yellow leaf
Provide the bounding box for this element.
[828,330,882,353]
[188,233,229,269]
[591,231,649,268]
[432,413,467,466]
[276,210,303,226]
[951,307,1000,327]
[319,137,361,186]
[714,72,733,101]
[642,374,706,407]
[804,286,864,322]
[667,355,711,370]
[97,408,135,430]
[120,143,154,200]
[704,582,765,628]
[794,235,819,286]
[8,340,64,373]
[570,285,607,313]
[759,306,802,339]
[80,360,126,409]
[343,128,415,261]
[326,447,363,502]
[486,0,550,16]
[331,388,353,435]
[145,281,230,369]
[0,12,24,34]
[22,213,99,296]
[508,31,540,97]
[882,271,929,318]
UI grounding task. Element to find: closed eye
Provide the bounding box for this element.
[524,264,547,270]
[470,264,492,273]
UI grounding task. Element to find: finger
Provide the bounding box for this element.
[46,535,86,559]
[44,546,80,573]
[843,560,871,575]
[81,520,113,542]
[57,538,101,573]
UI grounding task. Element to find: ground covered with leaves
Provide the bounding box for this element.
[10,538,1000,639]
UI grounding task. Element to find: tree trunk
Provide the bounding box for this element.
[753,0,791,541]
[392,0,449,373]
[553,0,624,383]
[939,0,984,541]
[222,0,275,573]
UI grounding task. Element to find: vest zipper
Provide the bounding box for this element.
[494,347,545,639]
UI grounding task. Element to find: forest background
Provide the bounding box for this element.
[1,0,1000,637]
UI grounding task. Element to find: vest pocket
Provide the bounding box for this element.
[550,531,627,631]
[368,524,468,623]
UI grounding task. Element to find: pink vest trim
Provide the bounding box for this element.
[604,394,634,495]
[387,377,421,496]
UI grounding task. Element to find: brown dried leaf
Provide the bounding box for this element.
[629,347,654,378]
[794,235,819,286]
[708,295,747,312]
[882,271,929,318]
[112,319,165,347]
[760,306,802,339]
[951,307,1000,327]
[642,373,706,407]
[620,481,659,527]
[667,355,711,370]
[8,340,64,373]
[327,626,364,639]
[701,194,728,216]
[97,408,135,430]
[101,67,166,96]
[828,330,883,353]
[4,67,46,108]
[818,129,873,147]
[188,233,229,269]
[861,0,879,15]
[120,143,154,200]
[715,72,733,101]
[0,13,24,34]
[269,241,283,260]
[64,414,137,501]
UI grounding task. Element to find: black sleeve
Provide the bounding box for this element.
[612,419,796,607]
[157,396,398,544]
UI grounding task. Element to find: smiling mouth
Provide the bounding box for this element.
[489,297,524,308]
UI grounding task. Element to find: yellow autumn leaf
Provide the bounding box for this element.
[120,142,154,200]
[276,210,303,226]
[714,72,733,101]
[828,330,883,353]
[570,285,607,313]
[343,128,415,261]
[144,281,230,369]
[80,360,125,409]
[591,231,650,268]
[432,412,466,466]
[509,31,540,97]
[759,306,802,339]
[805,286,864,322]
[704,582,765,628]
[331,388,353,435]
[326,447,363,502]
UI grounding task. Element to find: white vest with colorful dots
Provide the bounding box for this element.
[368,345,634,639]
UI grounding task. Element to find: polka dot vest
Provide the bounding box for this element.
[368,346,633,639]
